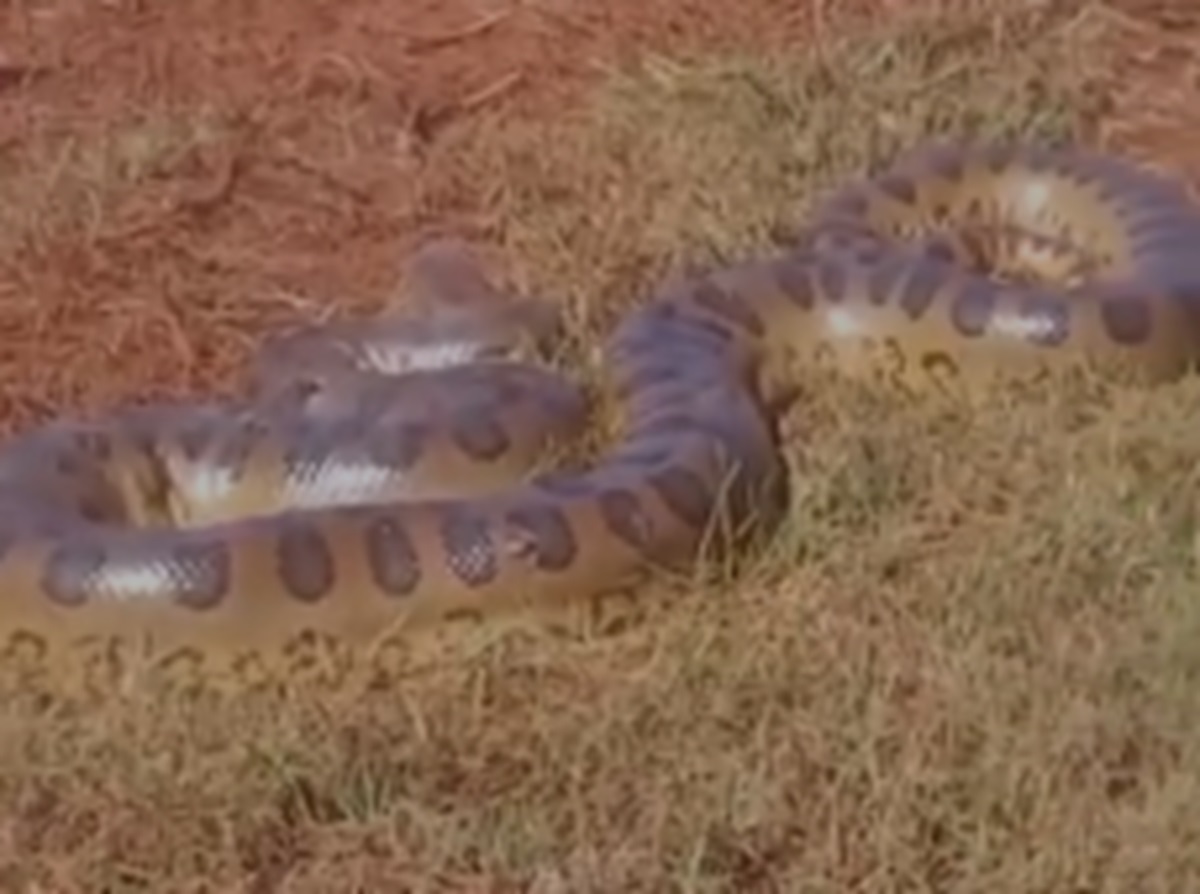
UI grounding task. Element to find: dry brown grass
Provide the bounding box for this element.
[3,1,1200,891]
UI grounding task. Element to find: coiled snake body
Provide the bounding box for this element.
[4,142,1200,684]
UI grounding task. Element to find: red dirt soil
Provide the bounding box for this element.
[0,0,882,432]
[0,0,1193,434]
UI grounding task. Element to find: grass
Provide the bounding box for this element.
[429,0,1098,320]
[0,105,230,254]
[4,1,1200,891]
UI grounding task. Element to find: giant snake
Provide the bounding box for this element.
[2,141,1200,685]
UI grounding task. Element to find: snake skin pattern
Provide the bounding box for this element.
[3,141,1200,686]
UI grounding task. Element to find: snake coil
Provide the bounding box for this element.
[2,141,1200,684]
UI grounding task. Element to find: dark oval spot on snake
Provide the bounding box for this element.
[42,542,105,608]
[597,488,655,553]
[450,407,512,462]
[916,236,961,265]
[364,512,421,598]
[1017,145,1058,173]
[863,252,909,307]
[1100,292,1152,345]
[275,520,335,603]
[170,538,233,611]
[504,503,577,572]
[812,256,848,303]
[439,509,498,588]
[531,378,589,424]
[771,255,815,310]
[807,221,883,261]
[898,256,953,320]
[365,421,428,471]
[949,280,998,337]
[819,188,870,220]
[981,144,1016,173]
[925,148,965,182]
[648,466,716,530]
[876,173,918,206]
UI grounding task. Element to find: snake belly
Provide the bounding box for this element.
[2,141,1200,683]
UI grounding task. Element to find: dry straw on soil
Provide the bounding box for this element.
[3,2,1200,892]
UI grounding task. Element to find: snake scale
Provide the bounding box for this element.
[4,141,1200,685]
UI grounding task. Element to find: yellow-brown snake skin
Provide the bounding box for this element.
[4,141,1200,685]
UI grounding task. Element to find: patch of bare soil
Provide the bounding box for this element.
[1090,0,1200,185]
[0,0,883,432]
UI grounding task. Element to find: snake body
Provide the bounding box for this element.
[3,142,1200,683]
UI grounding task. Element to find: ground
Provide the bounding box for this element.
[1,0,1200,890]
